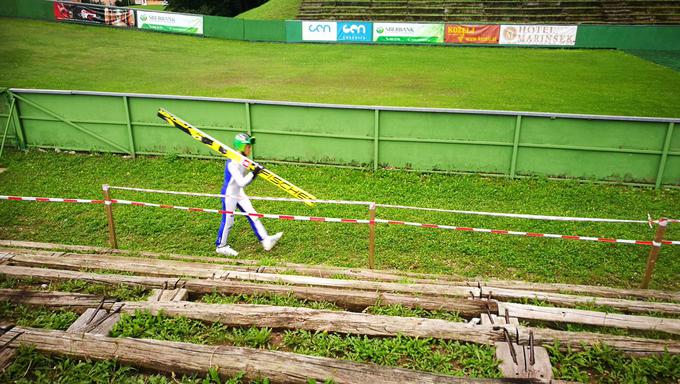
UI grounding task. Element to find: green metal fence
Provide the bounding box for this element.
[2,88,678,187]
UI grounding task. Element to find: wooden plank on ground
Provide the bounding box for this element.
[125,301,498,345]
[495,342,552,383]
[0,265,491,315]
[2,288,677,355]
[147,289,188,302]
[0,327,520,384]
[8,251,680,317]
[114,301,680,355]
[481,314,519,326]
[0,289,107,313]
[67,307,121,336]
[4,242,679,302]
[0,349,15,373]
[501,302,680,335]
[0,240,465,282]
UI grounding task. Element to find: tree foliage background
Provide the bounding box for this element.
[166,0,268,17]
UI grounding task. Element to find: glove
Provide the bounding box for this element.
[251,166,263,178]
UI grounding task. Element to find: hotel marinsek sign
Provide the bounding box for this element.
[302,21,372,42]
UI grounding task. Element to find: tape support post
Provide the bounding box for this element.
[1,194,678,247]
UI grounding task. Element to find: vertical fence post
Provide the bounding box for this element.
[368,202,376,269]
[245,102,253,159]
[102,184,118,249]
[373,109,380,171]
[654,122,674,189]
[510,114,522,178]
[8,94,26,150]
[640,219,668,289]
[123,96,136,159]
[0,97,16,158]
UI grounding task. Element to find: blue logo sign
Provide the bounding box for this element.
[337,22,372,42]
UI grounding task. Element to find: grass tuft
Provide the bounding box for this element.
[546,341,680,383]
[201,292,342,311]
[0,302,78,330]
[0,345,250,383]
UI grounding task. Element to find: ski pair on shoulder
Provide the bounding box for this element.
[157,108,316,206]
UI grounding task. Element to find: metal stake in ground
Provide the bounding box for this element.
[640,218,669,289]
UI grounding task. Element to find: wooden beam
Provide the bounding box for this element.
[0,349,15,373]
[4,241,677,302]
[0,327,520,384]
[496,341,552,383]
[67,308,121,336]
[147,289,188,302]
[501,302,680,335]
[0,266,491,315]
[123,301,498,345]
[518,325,680,356]
[0,240,465,283]
[0,289,108,313]
[2,290,676,356]
[7,252,680,316]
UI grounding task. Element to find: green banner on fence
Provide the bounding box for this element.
[137,10,203,35]
[373,23,444,43]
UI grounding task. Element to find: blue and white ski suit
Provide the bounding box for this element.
[215,159,268,247]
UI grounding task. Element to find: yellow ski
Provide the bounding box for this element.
[158,108,316,206]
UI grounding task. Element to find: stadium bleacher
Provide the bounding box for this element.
[297,0,680,24]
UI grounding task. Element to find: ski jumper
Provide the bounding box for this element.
[216,159,268,247]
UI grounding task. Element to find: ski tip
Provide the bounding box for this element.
[157,108,170,120]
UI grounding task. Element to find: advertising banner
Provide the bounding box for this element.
[445,24,499,44]
[499,25,577,46]
[302,21,337,41]
[137,10,203,35]
[54,2,135,28]
[373,23,444,43]
[337,22,372,42]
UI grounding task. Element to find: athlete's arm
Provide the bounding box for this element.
[228,161,254,187]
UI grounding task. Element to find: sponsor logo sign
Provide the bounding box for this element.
[53,2,135,27]
[302,21,337,41]
[337,22,372,42]
[445,24,499,44]
[373,23,444,43]
[137,10,203,35]
[499,25,577,46]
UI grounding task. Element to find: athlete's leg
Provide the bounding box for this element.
[216,196,238,248]
[236,197,268,242]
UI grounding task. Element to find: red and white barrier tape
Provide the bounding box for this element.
[371,218,679,246]
[1,196,106,204]
[375,203,651,224]
[2,194,678,247]
[107,185,373,206]
[106,185,658,225]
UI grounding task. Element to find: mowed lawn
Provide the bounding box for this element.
[1,17,680,117]
[1,150,679,290]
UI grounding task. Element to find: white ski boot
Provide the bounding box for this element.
[215,245,239,257]
[261,232,283,251]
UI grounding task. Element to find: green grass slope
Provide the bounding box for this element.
[1,150,678,289]
[128,5,167,11]
[237,0,301,20]
[1,18,680,117]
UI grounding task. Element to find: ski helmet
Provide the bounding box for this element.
[233,133,255,152]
